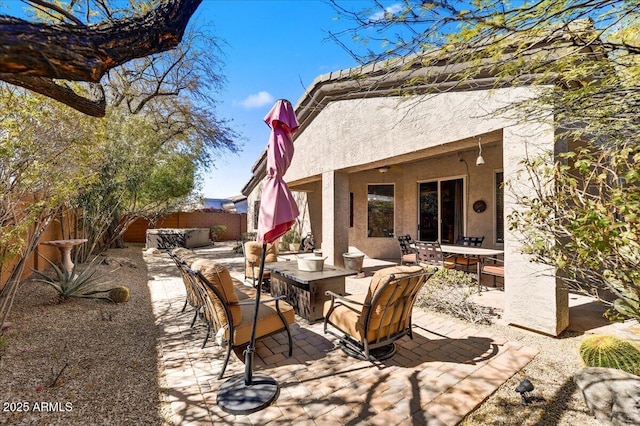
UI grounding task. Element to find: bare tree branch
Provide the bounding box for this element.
[0,0,203,116]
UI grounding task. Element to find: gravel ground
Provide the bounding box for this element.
[0,246,172,426]
[0,244,632,425]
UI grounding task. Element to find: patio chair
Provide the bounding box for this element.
[447,235,485,272]
[167,250,204,328]
[323,265,437,360]
[168,250,257,336]
[414,241,456,269]
[189,259,295,379]
[243,241,278,289]
[396,235,419,265]
[477,257,504,292]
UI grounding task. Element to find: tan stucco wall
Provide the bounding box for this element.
[285,88,533,182]
[246,84,569,335]
[345,143,503,259]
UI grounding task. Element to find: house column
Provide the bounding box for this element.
[322,170,349,267]
[503,124,569,336]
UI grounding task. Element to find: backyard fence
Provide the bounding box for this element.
[0,208,80,291]
[1,210,247,292]
[122,211,247,243]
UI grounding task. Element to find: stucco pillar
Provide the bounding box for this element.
[503,124,569,336]
[322,170,349,267]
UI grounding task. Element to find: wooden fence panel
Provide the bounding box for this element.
[122,212,247,244]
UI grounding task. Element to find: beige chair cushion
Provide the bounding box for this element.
[482,264,504,277]
[171,247,199,266]
[402,253,418,264]
[192,259,241,327]
[325,265,425,343]
[323,293,367,341]
[233,281,257,300]
[245,242,277,279]
[230,299,295,346]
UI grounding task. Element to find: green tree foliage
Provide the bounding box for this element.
[0,84,100,326]
[0,1,238,326]
[331,0,640,320]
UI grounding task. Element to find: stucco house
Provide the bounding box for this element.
[241,38,601,336]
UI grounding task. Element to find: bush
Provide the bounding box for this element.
[209,225,227,242]
[415,268,495,324]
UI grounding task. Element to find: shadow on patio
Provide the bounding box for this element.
[145,243,538,425]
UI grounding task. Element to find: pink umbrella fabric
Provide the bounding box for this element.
[257,99,300,243]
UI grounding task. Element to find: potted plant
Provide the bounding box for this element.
[281,229,301,252]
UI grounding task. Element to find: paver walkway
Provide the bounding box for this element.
[145,244,537,425]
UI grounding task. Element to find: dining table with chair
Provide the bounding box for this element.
[438,244,504,292]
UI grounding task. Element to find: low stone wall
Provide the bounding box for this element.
[145,228,210,249]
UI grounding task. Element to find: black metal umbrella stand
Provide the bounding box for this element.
[217,243,280,414]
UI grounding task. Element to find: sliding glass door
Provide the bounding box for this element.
[418,178,464,243]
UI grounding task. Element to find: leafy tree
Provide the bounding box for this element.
[330,0,640,320]
[0,84,100,326]
[0,1,238,324]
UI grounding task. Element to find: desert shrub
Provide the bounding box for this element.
[579,335,640,375]
[32,256,102,300]
[210,225,227,242]
[415,268,494,324]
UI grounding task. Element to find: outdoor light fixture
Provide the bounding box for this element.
[377,166,390,173]
[475,137,485,166]
[515,379,534,405]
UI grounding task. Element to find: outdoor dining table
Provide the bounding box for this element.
[438,244,504,290]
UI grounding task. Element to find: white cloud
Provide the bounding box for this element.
[369,4,403,22]
[239,91,274,109]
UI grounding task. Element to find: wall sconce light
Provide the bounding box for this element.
[377,166,390,174]
[475,137,485,166]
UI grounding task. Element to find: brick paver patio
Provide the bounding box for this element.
[145,244,537,425]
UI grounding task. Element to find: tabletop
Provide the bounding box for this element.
[438,244,504,257]
[266,261,357,284]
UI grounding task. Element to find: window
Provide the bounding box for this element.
[495,172,504,244]
[368,184,394,237]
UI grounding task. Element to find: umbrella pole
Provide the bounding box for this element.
[217,242,280,415]
[244,243,267,385]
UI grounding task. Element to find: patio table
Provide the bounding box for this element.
[266,261,357,323]
[439,244,504,291]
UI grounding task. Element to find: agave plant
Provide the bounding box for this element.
[32,255,109,301]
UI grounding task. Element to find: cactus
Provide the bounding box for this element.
[579,335,640,375]
[108,286,130,303]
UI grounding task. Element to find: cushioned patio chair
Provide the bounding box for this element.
[414,241,456,269]
[396,235,419,265]
[447,235,485,272]
[243,241,278,289]
[168,250,258,345]
[167,250,205,328]
[189,259,295,379]
[323,265,437,360]
[477,257,504,292]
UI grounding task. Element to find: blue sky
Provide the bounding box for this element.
[194,0,375,198]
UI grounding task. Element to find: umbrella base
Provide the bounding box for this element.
[217,374,279,415]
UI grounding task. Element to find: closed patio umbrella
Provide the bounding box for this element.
[218,99,299,414]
